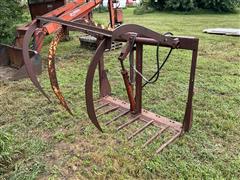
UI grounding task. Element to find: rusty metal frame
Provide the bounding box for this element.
[83,24,199,152]
[24,17,198,153]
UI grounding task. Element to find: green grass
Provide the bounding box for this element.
[1,8,240,179]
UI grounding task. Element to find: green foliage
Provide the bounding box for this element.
[133,7,146,15]
[0,0,23,43]
[150,0,239,12]
[197,0,239,12]
[134,0,155,15]
[165,0,196,11]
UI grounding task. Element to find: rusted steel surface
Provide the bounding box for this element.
[99,96,183,131]
[105,110,130,125]
[128,120,154,140]
[156,131,182,153]
[108,0,115,28]
[96,106,119,118]
[111,24,180,48]
[95,102,110,111]
[183,48,198,132]
[117,115,140,131]
[142,127,169,148]
[134,43,143,114]
[48,28,73,115]
[121,70,136,111]
[0,44,41,81]
[85,39,108,132]
[22,21,50,101]
[97,39,112,97]
[93,96,183,153]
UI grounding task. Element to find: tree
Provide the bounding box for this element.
[0,0,23,43]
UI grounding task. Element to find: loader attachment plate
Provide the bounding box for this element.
[0,44,42,81]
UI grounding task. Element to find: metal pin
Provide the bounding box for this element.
[156,131,181,154]
[128,120,154,140]
[142,126,169,148]
[117,115,140,131]
[96,106,119,118]
[105,110,130,125]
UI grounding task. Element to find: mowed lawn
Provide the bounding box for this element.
[0,8,239,179]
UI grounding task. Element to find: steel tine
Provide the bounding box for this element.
[117,115,140,131]
[94,99,102,104]
[95,102,110,111]
[156,131,181,154]
[48,29,73,115]
[22,21,51,102]
[128,120,154,140]
[96,106,119,118]
[142,126,169,148]
[105,110,130,125]
[85,39,109,132]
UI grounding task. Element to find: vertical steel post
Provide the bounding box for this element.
[183,46,198,132]
[129,48,135,85]
[135,43,143,114]
[108,0,115,28]
[97,39,111,97]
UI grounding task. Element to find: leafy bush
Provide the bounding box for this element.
[134,0,155,15]
[149,0,239,12]
[0,0,23,43]
[197,0,239,12]
[164,0,196,11]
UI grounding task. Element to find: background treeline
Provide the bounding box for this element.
[151,0,240,12]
